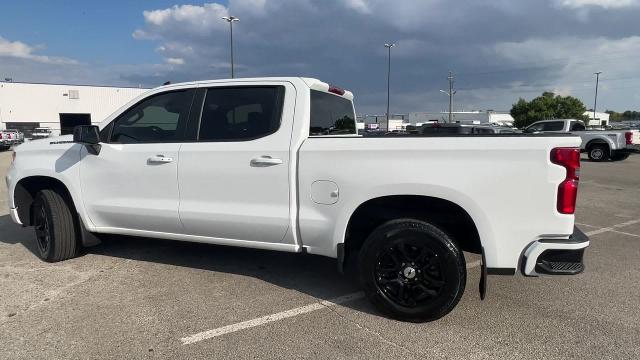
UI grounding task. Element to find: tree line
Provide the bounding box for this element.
[605,110,640,121]
[510,91,638,128]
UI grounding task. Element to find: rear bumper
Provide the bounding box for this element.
[522,226,589,276]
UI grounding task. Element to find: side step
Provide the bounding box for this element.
[534,248,585,275]
[536,260,584,275]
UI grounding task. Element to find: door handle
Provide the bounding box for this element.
[147,155,174,164]
[250,156,283,167]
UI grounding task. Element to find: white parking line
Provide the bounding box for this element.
[180,292,365,345]
[609,229,640,238]
[182,260,484,345]
[181,221,638,346]
[582,219,640,237]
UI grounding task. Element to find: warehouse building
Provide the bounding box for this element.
[0,81,149,137]
[408,110,514,126]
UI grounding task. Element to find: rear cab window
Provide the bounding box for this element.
[309,90,356,136]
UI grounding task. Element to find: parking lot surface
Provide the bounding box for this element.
[1,150,639,359]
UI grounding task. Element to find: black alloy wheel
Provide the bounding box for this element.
[358,219,466,322]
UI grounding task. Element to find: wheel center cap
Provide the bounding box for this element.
[403,267,416,279]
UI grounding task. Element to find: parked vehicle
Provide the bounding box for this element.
[413,123,516,135]
[5,77,589,322]
[524,119,634,161]
[30,127,52,140]
[0,131,11,151]
[0,129,23,150]
[5,129,25,144]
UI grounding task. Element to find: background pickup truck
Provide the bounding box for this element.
[0,129,24,150]
[523,119,635,161]
[5,77,589,322]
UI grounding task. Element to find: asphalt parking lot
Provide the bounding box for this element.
[1,149,639,359]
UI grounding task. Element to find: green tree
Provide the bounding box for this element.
[510,92,589,128]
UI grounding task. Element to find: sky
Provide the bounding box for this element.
[1,0,639,115]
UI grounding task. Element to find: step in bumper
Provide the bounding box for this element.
[522,226,589,276]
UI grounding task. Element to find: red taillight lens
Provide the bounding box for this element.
[328,85,345,96]
[551,147,581,214]
[625,132,633,145]
[0,133,3,139]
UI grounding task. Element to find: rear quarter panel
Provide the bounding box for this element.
[297,135,581,270]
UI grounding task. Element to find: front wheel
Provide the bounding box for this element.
[358,219,466,322]
[33,189,78,262]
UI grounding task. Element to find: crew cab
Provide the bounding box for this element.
[524,119,635,161]
[5,77,589,322]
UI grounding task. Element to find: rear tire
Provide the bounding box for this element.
[32,189,78,262]
[611,152,630,161]
[358,219,466,322]
[588,144,609,161]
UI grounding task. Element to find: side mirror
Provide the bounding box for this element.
[73,125,101,155]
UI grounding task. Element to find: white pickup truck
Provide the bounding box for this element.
[523,119,636,161]
[5,77,589,322]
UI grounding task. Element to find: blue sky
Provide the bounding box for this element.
[1,0,639,115]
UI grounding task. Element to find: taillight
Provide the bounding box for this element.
[551,147,580,214]
[0,133,3,139]
[625,132,633,145]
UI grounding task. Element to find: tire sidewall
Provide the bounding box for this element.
[358,219,466,322]
[589,146,607,161]
[33,193,56,261]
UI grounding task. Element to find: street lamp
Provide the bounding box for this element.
[439,71,455,123]
[384,43,395,130]
[439,89,456,123]
[222,16,240,78]
[593,71,602,125]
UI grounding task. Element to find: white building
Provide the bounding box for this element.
[408,110,514,126]
[583,111,610,127]
[0,81,149,136]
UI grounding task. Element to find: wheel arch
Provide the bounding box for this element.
[14,175,79,227]
[339,194,486,270]
[585,138,612,155]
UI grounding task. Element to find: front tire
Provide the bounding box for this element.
[33,189,78,262]
[358,219,466,322]
[588,144,609,161]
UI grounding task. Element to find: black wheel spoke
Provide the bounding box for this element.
[374,234,447,308]
[421,273,445,287]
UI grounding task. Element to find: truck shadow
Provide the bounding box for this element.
[0,214,378,317]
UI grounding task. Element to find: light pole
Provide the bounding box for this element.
[439,71,455,123]
[593,71,602,125]
[222,16,240,78]
[384,43,395,130]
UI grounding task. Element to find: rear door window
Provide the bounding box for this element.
[198,86,285,141]
[542,121,565,131]
[570,121,586,131]
[310,90,356,136]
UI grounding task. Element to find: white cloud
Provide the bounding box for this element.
[141,3,229,37]
[0,36,78,65]
[341,0,372,13]
[166,57,185,65]
[554,0,640,8]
